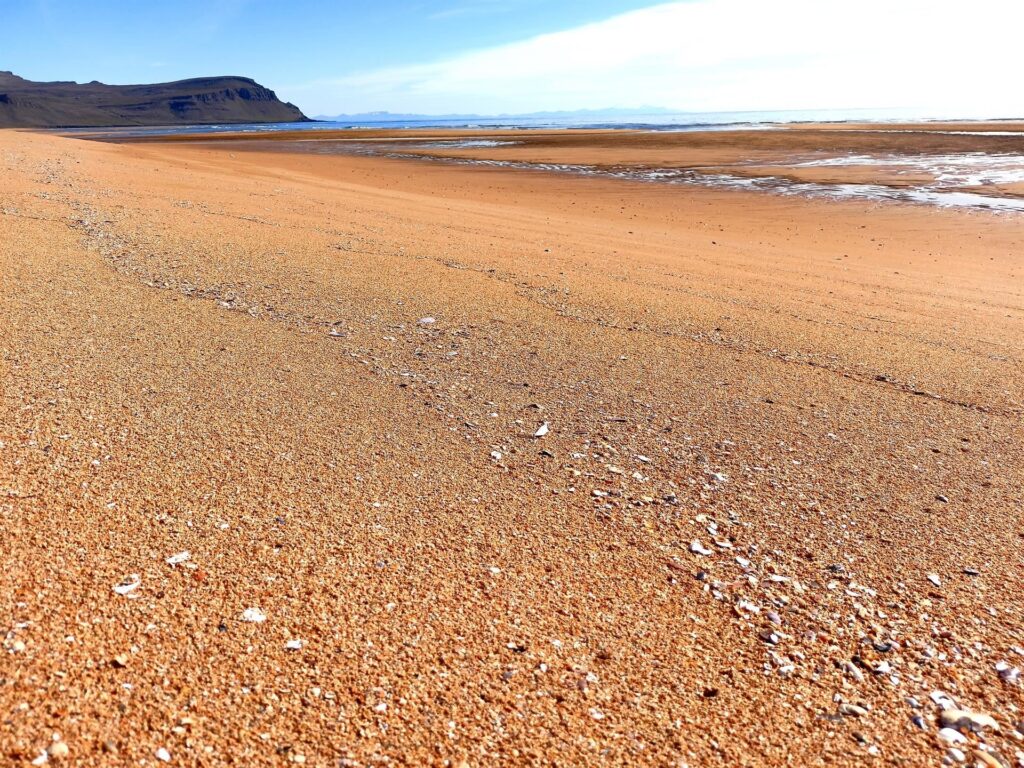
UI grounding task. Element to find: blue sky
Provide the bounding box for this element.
[5,0,1024,116]
[5,1,653,106]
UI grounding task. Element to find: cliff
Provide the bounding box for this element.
[0,72,308,128]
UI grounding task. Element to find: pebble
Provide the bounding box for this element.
[155,747,171,762]
[940,709,999,732]
[945,747,966,763]
[839,703,868,717]
[928,573,942,587]
[938,727,967,745]
[48,742,69,760]
[758,629,780,645]
[973,750,1004,768]
[996,661,1021,685]
[843,661,865,682]
[166,551,190,566]
[285,639,304,651]
[689,540,713,556]
[112,653,129,668]
[241,607,267,623]
[533,422,549,438]
[417,317,436,325]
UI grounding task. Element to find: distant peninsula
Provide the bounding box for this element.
[0,71,308,128]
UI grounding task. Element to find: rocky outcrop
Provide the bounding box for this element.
[0,71,308,127]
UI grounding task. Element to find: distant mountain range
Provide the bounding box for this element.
[0,71,308,128]
[313,107,679,122]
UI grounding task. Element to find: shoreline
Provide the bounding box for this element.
[79,123,1024,213]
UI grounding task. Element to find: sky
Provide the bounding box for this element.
[4,0,1024,117]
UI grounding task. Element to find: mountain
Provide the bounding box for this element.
[0,71,308,128]
[313,107,679,122]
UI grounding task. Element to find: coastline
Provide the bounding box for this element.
[86,123,1024,212]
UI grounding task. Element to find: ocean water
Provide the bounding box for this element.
[65,107,981,138]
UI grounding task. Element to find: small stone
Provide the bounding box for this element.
[973,749,1004,768]
[839,703,868,717]
[10,639,26,654]
[48,742,69,760]
[940,709,999,732]
[843,661,865,682]
[285,639,304,651]
[938,727,967,745]
[690,540,713,556]
[927,573,942,587]
[112,653,129,668]
[166,551,190,566]
[759,629,780,645]
[155,747,171,762]
[533,423,549,438]
[996,661,1021,686]
[589,708,604,720]
[417,317,436,325]
[945,747,966,763]
[241,607,267,623]
[963,567,980,576]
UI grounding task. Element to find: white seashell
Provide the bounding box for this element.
[113,574,141,596]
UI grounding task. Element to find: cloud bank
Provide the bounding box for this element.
[302,0,1024,116]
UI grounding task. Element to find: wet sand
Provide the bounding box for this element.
[114,123,1024,210]
[2,128,1023,767]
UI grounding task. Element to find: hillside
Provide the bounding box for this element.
[0,71,308,127]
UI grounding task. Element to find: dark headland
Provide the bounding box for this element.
[0,71,308,128]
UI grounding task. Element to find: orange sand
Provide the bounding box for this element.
[2,129,1022,767]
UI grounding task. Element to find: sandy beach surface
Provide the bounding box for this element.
[2,127,1023,767]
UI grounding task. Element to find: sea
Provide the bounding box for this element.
[64,107,1010,138]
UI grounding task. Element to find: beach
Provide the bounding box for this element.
[2,126,1023,766]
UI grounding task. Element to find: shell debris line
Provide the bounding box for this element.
[1,127,1023,767]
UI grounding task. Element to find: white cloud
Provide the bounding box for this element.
[300,0,1024,116]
